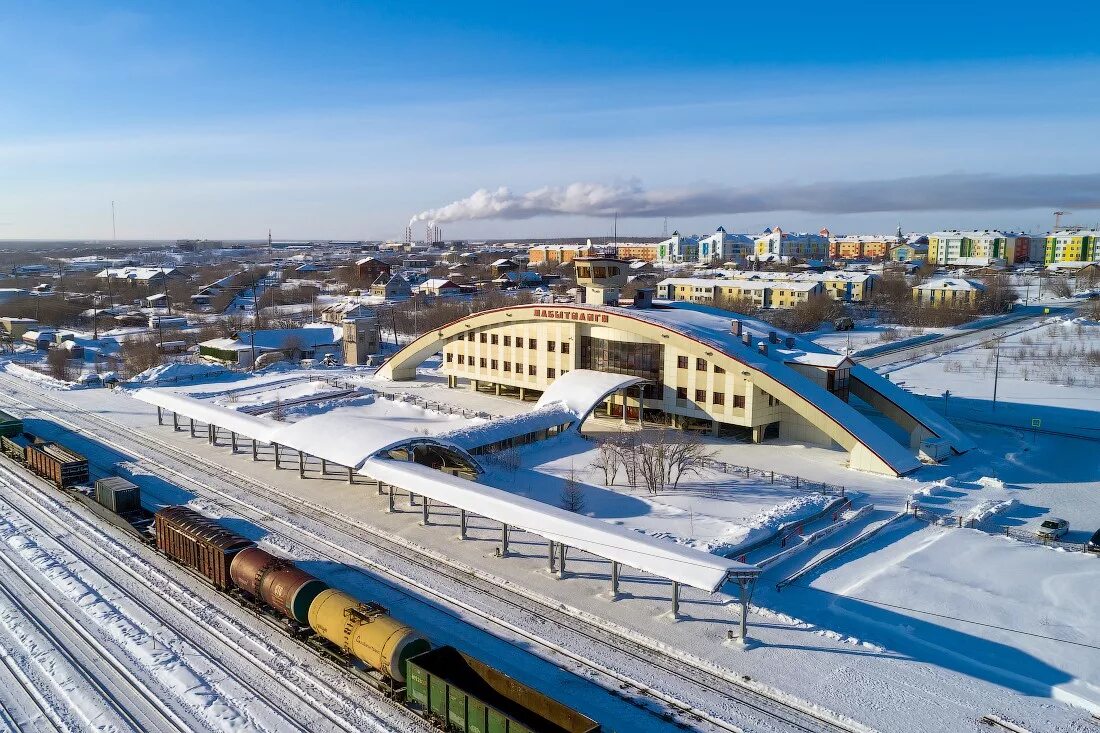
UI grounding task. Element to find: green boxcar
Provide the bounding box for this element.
[406,646,599,733]
[0,410,23,439]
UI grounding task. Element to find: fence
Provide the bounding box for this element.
[699,458,846,497]
[908,503,1091,553]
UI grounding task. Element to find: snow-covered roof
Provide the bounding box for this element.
[786,353,852,369]
[420,278,459,289]
[441,403,576,451]
[96,267,176,280]
[362,457,755,592]
[129,389,481,471]
[914,278,986,292]
[535,369,646,417]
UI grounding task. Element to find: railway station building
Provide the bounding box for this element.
[379,266,973,477]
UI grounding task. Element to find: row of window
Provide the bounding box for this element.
[675,355,726,373]
[446,352,566,379]
[456,332,571,353]
[674,387,746,408]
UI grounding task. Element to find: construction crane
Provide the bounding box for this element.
[1053,211,1071,230]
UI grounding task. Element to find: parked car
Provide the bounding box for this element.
[1086,529,1100,554]
[1037,517,1069,540]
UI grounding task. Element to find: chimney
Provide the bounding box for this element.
[785,336,795,348]
[741,331,752,346]
[633,288,654,309]
[769,331,778,344]
[730,319,742,336]
[757,341,768,356]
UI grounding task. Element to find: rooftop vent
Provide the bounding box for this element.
[785,336,795,348]
[769,331,779,344]
[731,319,742,336]
[757,341,768,356]
[741,331,752,346]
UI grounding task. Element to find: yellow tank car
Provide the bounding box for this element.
[307,588,430,683]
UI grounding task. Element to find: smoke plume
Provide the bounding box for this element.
[410,174,1100,224]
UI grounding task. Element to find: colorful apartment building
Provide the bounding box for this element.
[754,228,829,260]
[927,230,1031,266]
[912,278,985,306]
[656,277,825,309]
[528,243,597,265]
[615,243,660,262]
[1044,230,1100,264]
[829,235,892,260]
[713,270,878,303]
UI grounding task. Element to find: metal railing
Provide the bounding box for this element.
[698,458,846,497]
[908,503,1092,553]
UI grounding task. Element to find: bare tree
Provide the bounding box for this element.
[613,433,640,490]
[664,432,717,490]
[46,347,74,381]
[1047,275,1074,298]
[119,335,164,378]
[559,467,585,513]
[271,395,287,422]
[636,435,668,495]
[589,438,621,485]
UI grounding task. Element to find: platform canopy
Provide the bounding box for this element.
[131,388,482,472]
[362,457,757,593]
[534,369,646,421]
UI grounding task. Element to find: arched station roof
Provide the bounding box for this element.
[377,302,937,477]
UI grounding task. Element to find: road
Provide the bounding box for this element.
[853,305,1075,370]
[0,372,868,733]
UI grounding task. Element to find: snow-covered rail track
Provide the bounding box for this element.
[0,379,869,733]
[0,458,432,733]
[0,501,194,733]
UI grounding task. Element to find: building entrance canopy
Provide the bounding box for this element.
[534,369,647,422]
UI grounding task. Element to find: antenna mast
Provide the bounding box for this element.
[111,201,117,241]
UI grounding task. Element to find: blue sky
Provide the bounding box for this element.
[1,1,1098,240]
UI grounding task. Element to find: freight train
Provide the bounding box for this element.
[0,413,599,733]
[153,506,599,732]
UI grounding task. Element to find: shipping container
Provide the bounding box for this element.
[154,506,253,590]
[94,476,142,514]
[25,440,89,487]
[0,410,23,438]
[406,646,600,733]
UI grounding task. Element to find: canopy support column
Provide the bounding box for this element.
[421,498,430,526]
[347,466,354,484]
[548,541,555,572]
[500,523,509,557]
[459,509,467,539]
[557,543,567,577]
[671,581,681,619]
[611,561,620,597]
[251,439,258,461]
[320,458,327,475]
[189,418,195,437]
[298,451,305,478]
[156,406,162,425]
[231,432,237,453]
[208,424,214,445]
[387,485,394,512]
[172,412,178,431]
[409,491,417,507]
[737,576,755,642]
[273,443,281,469]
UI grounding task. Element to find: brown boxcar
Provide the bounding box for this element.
[229,547,328,624]
[406,646,600,733]
[154,506,253,590]
[24,440,89,487]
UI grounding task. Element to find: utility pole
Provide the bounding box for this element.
[249,270,258,371]
[111,200,117,242]
[992,335,1002,411]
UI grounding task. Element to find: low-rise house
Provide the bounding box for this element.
[355,257,391,282]
[912,278,986,306]
[490,258,519,278]
[198,324,343,368]
[96,267,181,288]
[320,302,374,325]
[494,271,543,289]
[0,317,37,339]
[419,279,462,297]
[369,273,412,300]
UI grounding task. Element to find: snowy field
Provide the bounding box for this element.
[886,315,1100,417]
[784,521,1100,715]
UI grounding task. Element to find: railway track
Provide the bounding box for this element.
[0,603,69,733]
[0,377,869,733]
[0,496,195,733]
[0,458,431,733]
